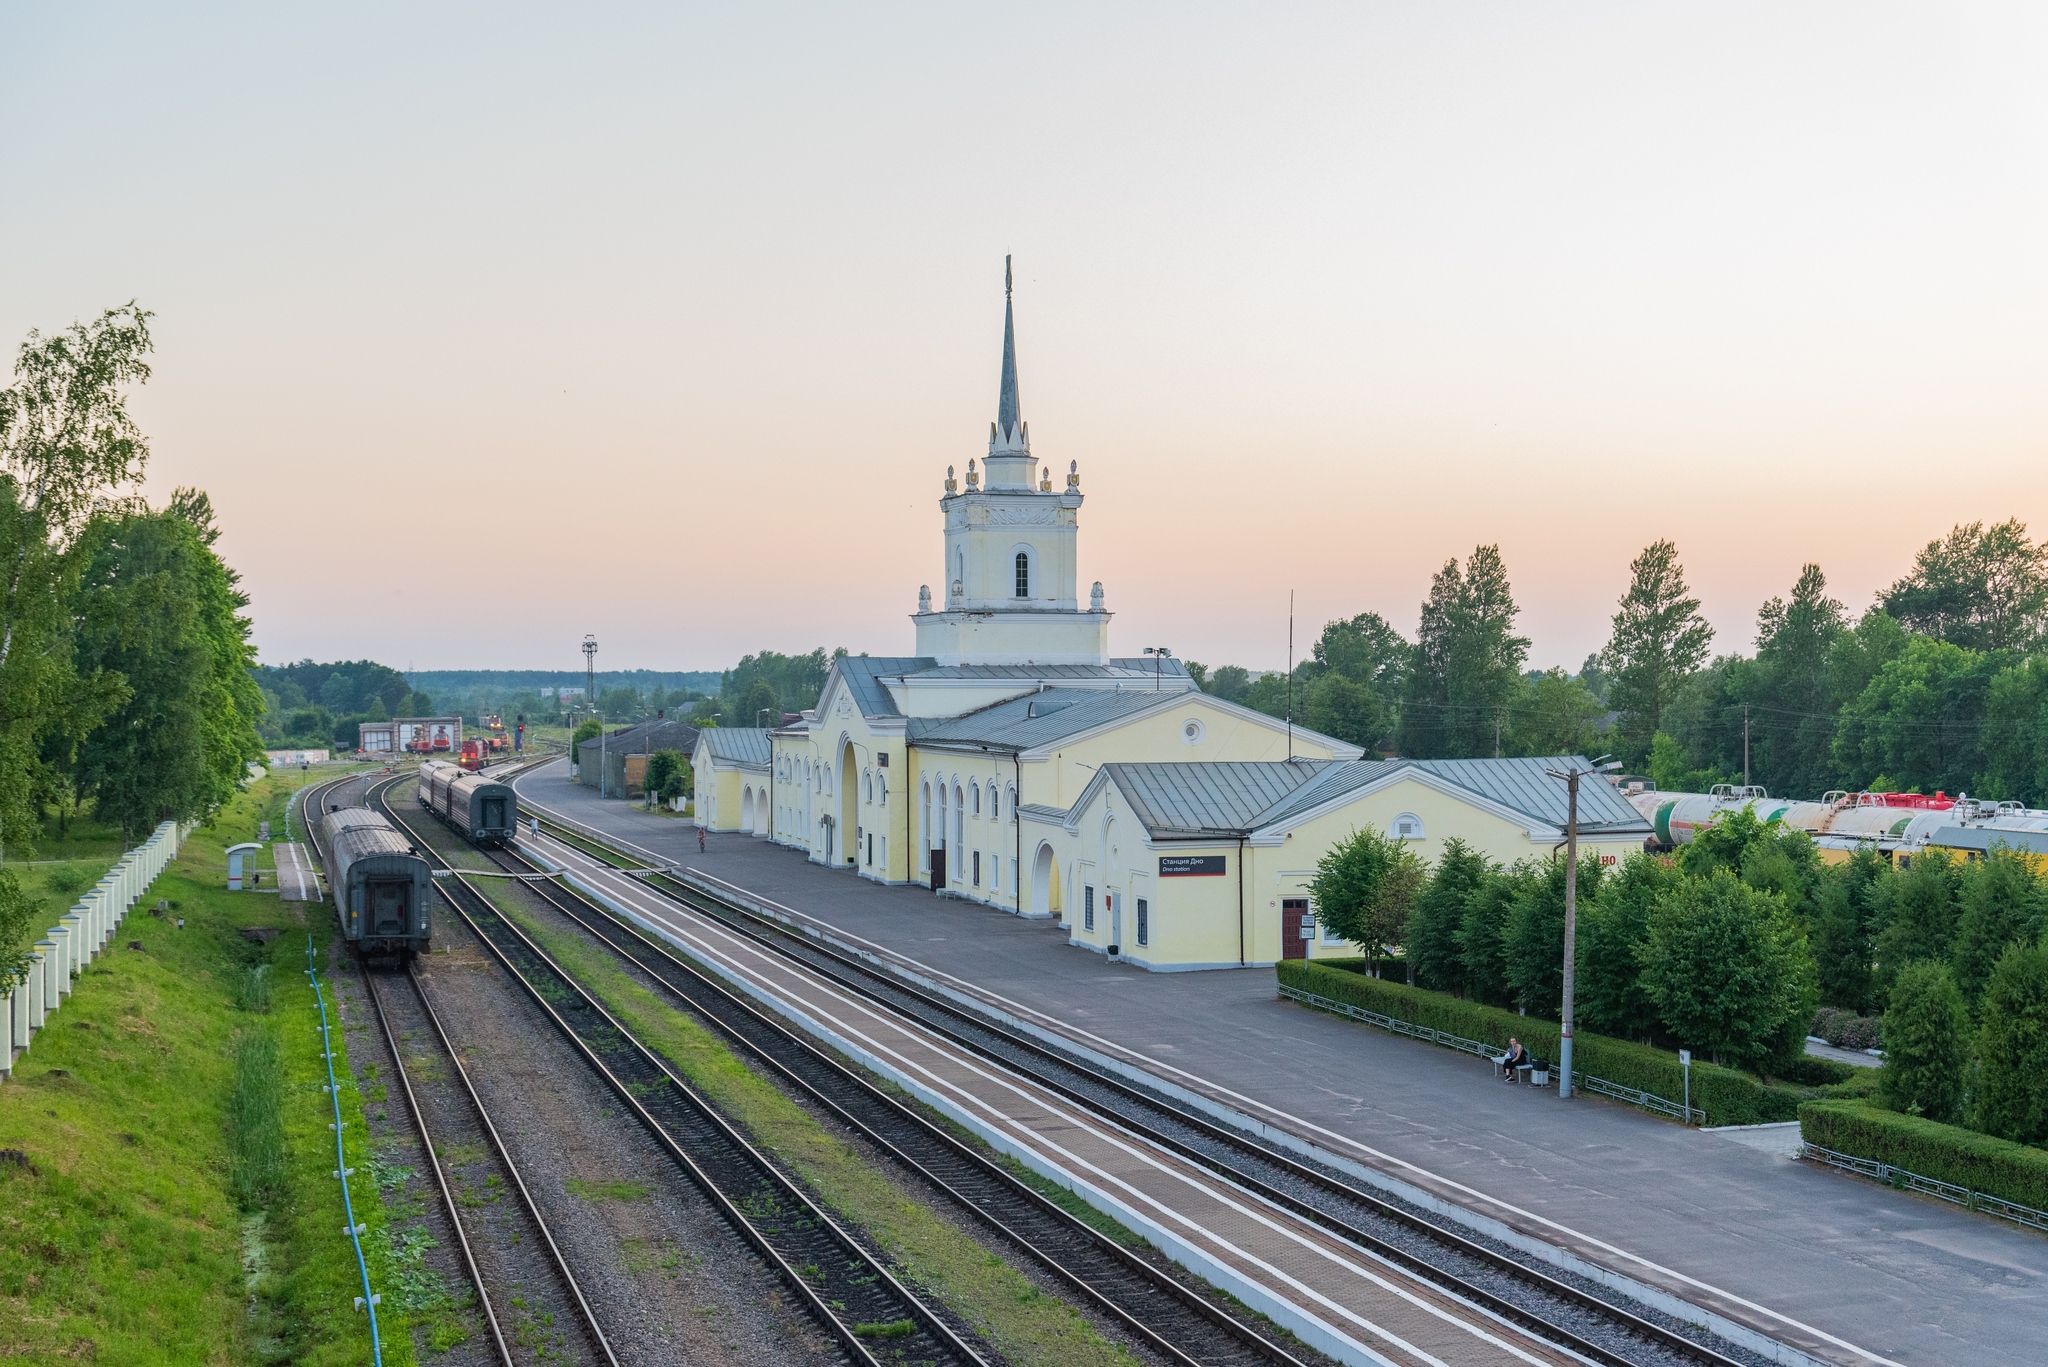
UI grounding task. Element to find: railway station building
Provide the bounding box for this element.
[755,266,1645,968]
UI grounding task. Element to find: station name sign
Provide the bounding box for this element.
[1159,855,1227,877]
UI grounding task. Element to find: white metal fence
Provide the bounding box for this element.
[1801,1141,2048,1234]
[4,819,191,1077]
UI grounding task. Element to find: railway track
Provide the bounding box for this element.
[303,768,618,1366]
[361,962,619,1366]
[515,800,1759,1367]
[476,832,1312,1367]
[368,778,991,1367]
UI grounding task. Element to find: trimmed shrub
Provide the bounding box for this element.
[1799,1100,2048,1214]
[1773,1054,1858,1088]
[1277,959,1804,1125]
[1810,1006,1883,1052]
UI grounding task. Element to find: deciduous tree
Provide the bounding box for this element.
[1975,939,2048,1145]
[1400,546,1529,758]
[1877,960,1972,1123]
[1600,541,1713,767]
[1881,519,2048,653]
[1639,869,1816,1070]
[1405,838,1491,994]
[1309,826,1424,971]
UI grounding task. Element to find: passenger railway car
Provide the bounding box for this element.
[321,807,433,959]
[418,758,518,847]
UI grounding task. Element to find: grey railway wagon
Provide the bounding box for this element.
[321,806,432,958]
[418,759,518,846]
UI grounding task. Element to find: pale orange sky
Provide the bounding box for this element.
[5,4,2045,679]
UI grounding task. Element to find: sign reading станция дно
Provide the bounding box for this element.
[1159,855,1226,877]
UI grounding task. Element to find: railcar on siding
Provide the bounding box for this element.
[321,806,433,959]
[418,758,519,847]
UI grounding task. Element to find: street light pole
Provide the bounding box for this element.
[1546,755,1621,1102]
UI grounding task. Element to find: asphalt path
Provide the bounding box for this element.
[516,760,2048,1367]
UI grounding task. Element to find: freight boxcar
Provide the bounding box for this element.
[321,807,432,959]
[418,758,518,847]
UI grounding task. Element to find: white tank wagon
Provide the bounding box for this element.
[1624,783,2048,863]
[321,807,433,959]
[418,759,518,847]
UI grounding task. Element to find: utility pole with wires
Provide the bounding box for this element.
[1494,708,1503,760]
[1545,755,1623,1100]
[1743,704,1751,789]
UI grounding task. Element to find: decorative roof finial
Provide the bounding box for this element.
[1067,459,1079,491]
[945,464,958,494]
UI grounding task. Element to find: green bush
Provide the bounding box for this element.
[1878,960,1972,1124]
[1279,959,1805,1125]
[1772,1054,1859,1087]
[1799,1100,2048,1213]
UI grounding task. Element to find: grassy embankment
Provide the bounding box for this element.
[0,775,436,1364]
[438,834,1140,1367]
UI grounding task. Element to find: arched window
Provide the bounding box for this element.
[987,780,999,818]
[1393,813,1425,840]
[1005,783,1016,822]
[972,783,981,817]
[864,770,873,803]
[1015,551,1030,597]
[877,774,887,807]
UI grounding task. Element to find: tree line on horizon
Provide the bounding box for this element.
[1190,521,2048,805]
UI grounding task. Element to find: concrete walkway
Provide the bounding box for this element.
[516,760,2048,1367]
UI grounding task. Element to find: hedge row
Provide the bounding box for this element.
[1278,959,1806,1126]
[1799,1100,2048,1214]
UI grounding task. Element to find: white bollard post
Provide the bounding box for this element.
[30,948,53,1025]
[0,990,11,1078]
[71,905,95,962]
[97,878,118,931]
[10,977,28,1053]
[50,925,75,996]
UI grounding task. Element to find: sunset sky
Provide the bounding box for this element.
[5,4,2046,680]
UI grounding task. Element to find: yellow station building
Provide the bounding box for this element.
[723,264,1650,969]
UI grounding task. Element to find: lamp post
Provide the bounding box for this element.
[1143,646,1172,690]
[1544,755,1622,1100]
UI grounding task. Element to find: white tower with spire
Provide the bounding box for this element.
[912,258,1110,666]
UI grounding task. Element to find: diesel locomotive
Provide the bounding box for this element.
[321,806,433,959]
[418,758,518,847]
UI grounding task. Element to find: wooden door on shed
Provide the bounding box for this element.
[1282,897,1311,960]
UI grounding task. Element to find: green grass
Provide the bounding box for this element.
[470,875,1141,1367]
[0,777,421,1365]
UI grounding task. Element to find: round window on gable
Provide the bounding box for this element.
[1181,719,1205,746]
[1393,813,1424,840]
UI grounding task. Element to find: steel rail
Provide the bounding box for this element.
[371,780,989,1367]
[358,968,513,1365]
[361,959,622,1367]
[485,837,1307,1367]
[525,806,1747,1367]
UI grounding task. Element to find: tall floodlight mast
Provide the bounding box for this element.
[582,634,598,717]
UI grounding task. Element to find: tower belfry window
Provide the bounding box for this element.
[1015,552,1030,598]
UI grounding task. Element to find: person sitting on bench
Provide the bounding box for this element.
[1498,1037,1530,1081]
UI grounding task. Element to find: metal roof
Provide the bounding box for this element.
[908,689,1174,751]
[1929,826,2048,855]
[1094,754,1653,838]
[1102,761,1331,836]
[906,660,1190,682]
[1398,757,1650,832]
[830,656,934,718]
[696,727,772,767]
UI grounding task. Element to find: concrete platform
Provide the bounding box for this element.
[515,759,2048,1367]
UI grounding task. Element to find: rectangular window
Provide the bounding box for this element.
[1136,898,1149,947]
[879,836,887,871]
[1084,885,1095,931]
[972,851,981,886]
[866,833,873,866]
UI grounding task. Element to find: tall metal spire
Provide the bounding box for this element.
[996,254,1021,439]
